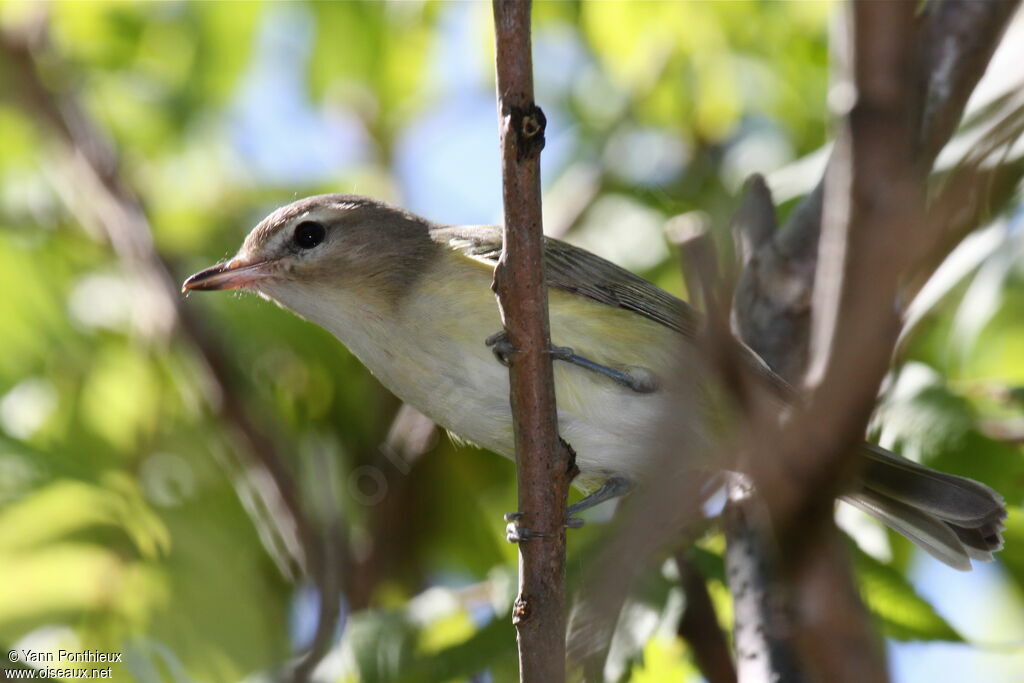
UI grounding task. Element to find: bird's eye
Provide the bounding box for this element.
[293,221,326,249]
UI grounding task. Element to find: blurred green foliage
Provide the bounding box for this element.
[0,2,1021,681]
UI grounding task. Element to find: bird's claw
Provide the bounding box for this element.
[505,512,549,543]
[504,511,585,542]
[485,332,578,369]
[486,331,517,367]
[548,344,576,361]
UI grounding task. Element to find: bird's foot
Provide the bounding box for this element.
[566,515,586,529]
[504,512,586,542]
[504,512,549,543]
[486,331,517,366]
[485,331,657,394]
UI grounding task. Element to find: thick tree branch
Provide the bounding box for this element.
[917,0,1021,162]
[764,8,923,676]
[735,0,1021,383]
[491,2,575,681]
[729,5,922,682]
[727,3,1020,682]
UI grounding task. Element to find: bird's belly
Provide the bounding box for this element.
[360,332,670,489]
[387,343,519,458]
[302,277,685,489]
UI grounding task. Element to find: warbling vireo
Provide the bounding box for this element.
[183,194,1005,570]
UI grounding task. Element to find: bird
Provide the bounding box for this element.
[182,193,1006,570]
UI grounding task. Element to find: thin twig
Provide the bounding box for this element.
[491,2,575,681]
[675,553,737,683]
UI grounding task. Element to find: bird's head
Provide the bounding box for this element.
[182,194,436,308]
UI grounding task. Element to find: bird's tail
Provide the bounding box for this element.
[842,444,1006,571]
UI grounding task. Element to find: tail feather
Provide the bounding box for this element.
[844,489,973,571]
[949,524,1002,562]
[847,444,1006,571]
[859,444,1006,526]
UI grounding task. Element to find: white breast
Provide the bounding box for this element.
[260,266,690,489]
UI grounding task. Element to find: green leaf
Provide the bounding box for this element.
[0,543,165,633]
[853,546,963,642]
[343,608,418,683]
[396,609,516,683]
[80,345,162,451]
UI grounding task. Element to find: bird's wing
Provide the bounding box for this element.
[432,225,794,400]
[434,225,700,336]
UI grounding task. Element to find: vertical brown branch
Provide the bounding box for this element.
[675,553,737,683]
[491,2,575,681]
[765,3,924,530]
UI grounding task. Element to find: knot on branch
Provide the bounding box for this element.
[512,593,532,625]
[561,437,580,479]
[505,104,547,162]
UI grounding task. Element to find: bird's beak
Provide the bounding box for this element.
[181,259,274,293]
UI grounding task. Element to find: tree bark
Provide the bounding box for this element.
[491,2,575,681]
[727,1,1021,681]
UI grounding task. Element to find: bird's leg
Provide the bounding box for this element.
[504,512,549,543]
[485,330,518,366]
[504,441,573,543]
[566,476,634,528]
[505,476,633,541]
[485,331,657,394]
[549,346,658,394]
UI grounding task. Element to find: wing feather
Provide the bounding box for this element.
[431,225,793,399]
[433,226,699,335]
